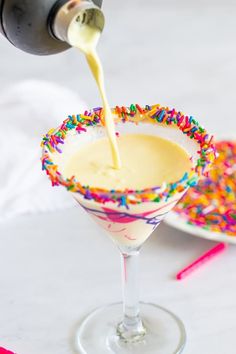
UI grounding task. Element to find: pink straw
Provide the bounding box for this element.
[0,348,16,354]
[176,242,227,280]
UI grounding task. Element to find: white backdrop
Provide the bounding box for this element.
[0,1,236,354]
[0,0,235,135]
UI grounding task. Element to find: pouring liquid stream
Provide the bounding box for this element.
[85,49,121,169]
[68,22,121,169]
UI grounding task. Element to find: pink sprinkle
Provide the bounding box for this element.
[177,115,184,126]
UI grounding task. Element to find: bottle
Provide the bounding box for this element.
[0,0,104,55]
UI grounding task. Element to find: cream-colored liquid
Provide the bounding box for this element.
[68,23,121,169]
[64,134,192,190]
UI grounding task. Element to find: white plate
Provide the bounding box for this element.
[165,211,236,244]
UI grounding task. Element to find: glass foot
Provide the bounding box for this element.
[76,302,186,354]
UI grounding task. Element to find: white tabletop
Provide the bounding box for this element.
[0,0,236,353]
[0,207,235,354]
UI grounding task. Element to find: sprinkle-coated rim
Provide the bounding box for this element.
[41,103,216,207]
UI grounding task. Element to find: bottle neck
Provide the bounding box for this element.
[51,0,104,47]
[0,0,104,55]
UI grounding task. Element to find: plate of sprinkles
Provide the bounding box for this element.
[165,140,236,243]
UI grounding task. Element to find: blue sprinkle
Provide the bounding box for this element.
[76,114,83,122]
[191,127,198,133]
[157,110,165,122]
[119,196,129,209]
[179,172,188,183]
[188,180,197,187]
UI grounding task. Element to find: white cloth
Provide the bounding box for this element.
[0,80,87,222]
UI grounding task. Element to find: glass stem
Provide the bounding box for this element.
[117,249,146,342]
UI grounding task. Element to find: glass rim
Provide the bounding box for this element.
[41,103,216,207]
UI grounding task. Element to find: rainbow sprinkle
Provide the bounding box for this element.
[175,141,236,236]
[41,103,216,206]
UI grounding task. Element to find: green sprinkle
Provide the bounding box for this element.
[130,104,136,112]
[153,197,161,202]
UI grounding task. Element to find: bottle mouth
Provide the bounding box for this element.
[75,7,104,31]
[51,0,105,47]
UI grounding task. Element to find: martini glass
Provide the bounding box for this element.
[41,104,215,354]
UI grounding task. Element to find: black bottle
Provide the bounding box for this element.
[0,0,103,55]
